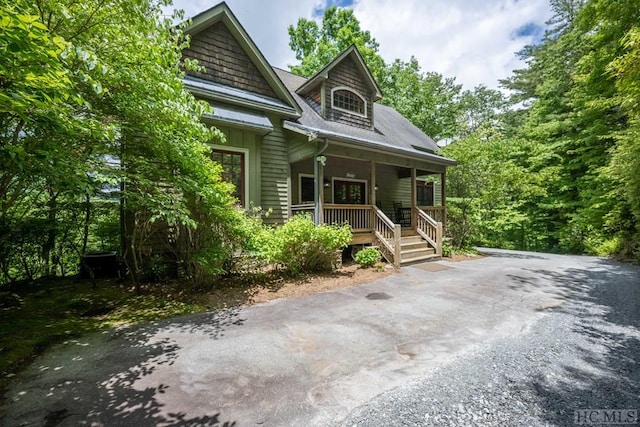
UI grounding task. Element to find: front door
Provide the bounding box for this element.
[333,180,366,204]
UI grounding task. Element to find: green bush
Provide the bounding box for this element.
[354,247,380,268]
[442,238,453,257]
[253,214,352,276]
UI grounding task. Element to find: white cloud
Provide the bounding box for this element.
[169,0,552,90]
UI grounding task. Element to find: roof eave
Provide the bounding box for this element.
[283,121,457,166]
[202,113,273,135]
[187,85,300,118]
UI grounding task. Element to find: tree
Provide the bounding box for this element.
[442,128,548,250]
[0,0,240,285]
[589,0,640,258]
[456,85,507,137]
[288,6,386,84]
[498,0,640,257]
[382,57,462,141]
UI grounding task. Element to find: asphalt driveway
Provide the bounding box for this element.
[2,249,639,426]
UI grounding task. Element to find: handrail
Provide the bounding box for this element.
[372,205,401,266]
[372,205,395,229]
[414,207,442,256]
[418,206,445,224]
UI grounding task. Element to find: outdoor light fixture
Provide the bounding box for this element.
[323,178,331,188]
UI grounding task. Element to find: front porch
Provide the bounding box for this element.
[291,203,444,266]
[286,133,452,266]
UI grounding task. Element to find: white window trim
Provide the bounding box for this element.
[298,173,315,204]
[210,144,249,209]
[330,86,367,118]
[331,177,368,204]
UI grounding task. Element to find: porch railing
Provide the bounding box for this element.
[324,204,372,231]
[372,205,401,266]
[418,206,445,224]
[291,204,373,231]
[291,204,315,216]
[415,206,443,256]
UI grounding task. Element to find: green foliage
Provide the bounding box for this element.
[253,214,352,276]
[442,131,548,251]
[288,6,386,83]
[381,57,462,140]
[354,247,380,268]
[0,0,239,286]
[478,0,640,258]
[442,238,453,258]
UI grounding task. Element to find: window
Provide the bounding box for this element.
[299,175,315,204]
[417,181,434,206]
[211,149,245,204]
[331,87,366,117]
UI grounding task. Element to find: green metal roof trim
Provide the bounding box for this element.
[203,104,273,134]
[184,77,298,117]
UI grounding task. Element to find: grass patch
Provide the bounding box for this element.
[0,278,205,394]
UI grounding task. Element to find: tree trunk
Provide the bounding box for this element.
[41,187,58,277]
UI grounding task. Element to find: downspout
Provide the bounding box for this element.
[314,138,329,225]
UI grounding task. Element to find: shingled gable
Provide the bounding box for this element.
[296,45,382,100]
[293,46,382,130]
[181,2,301,117]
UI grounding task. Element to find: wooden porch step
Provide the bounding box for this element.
[401,253,441,265]
[401,246,435,257]
[399,233,436,264]
[400,235,424,245]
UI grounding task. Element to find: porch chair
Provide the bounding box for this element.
[393,202,411,227]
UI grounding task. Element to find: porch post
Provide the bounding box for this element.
[318,161,324,224]
[369,161,376,207]
[441,170,447,228]
[314,156,325,225]
[411,168,417,230]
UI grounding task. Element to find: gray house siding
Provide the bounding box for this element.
[261,115,291,224]
[324,56,374,129]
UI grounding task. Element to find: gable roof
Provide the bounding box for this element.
[296,45,383,101]
[277,68,456,166]
[182,2,301,117]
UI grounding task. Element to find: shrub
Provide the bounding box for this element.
[255,214,352,276]
[442,238,453,258]
[354,247,380,268]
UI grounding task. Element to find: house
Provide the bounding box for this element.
[181,2,456,266]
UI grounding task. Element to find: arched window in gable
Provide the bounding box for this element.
[331,87,367,117]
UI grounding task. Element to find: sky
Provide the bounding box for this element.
[169,0,553,91]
